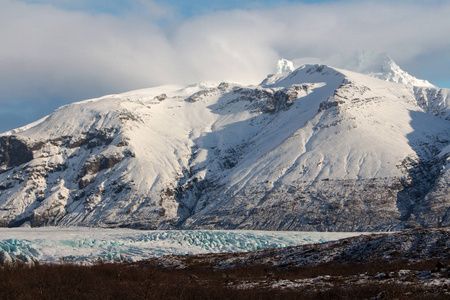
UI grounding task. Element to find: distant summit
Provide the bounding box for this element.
[341,50,434,87]
[268,51,434,88]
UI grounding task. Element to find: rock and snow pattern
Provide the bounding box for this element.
[0,59,449,231]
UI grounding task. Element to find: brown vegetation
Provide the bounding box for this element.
[1,259,450,299]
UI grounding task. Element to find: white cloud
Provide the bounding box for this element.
[1,0,450,131]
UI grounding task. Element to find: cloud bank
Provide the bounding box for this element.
[1,0,450,131]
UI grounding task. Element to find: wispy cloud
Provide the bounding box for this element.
[1,0,450,131]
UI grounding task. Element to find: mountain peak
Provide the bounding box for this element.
[261,64,345,87]
[341,50,434,87]
[265,52,434,88]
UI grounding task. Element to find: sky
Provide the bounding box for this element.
[1,0,450,132]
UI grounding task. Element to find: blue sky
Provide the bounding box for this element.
[1,0,450,132]
[19,0,342,17]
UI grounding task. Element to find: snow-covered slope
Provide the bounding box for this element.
[0,62,449,231]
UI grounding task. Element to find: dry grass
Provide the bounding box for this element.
[1,258,450,299]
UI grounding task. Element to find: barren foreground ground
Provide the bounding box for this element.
[2,228,450,299]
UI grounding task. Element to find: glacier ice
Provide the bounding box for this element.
[0,228,364,265]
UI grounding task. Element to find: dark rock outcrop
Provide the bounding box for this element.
[0,136,33,169]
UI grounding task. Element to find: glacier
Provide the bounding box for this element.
[0,228,365,265]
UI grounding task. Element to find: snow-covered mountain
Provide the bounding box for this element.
[1,60,449,231]
[290,51,435,88]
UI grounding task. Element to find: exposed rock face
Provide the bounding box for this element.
[181,178,403,231]
[0,64,449,231]
[0,136,33,169]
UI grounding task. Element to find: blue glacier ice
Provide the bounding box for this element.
[0,228,365,265]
